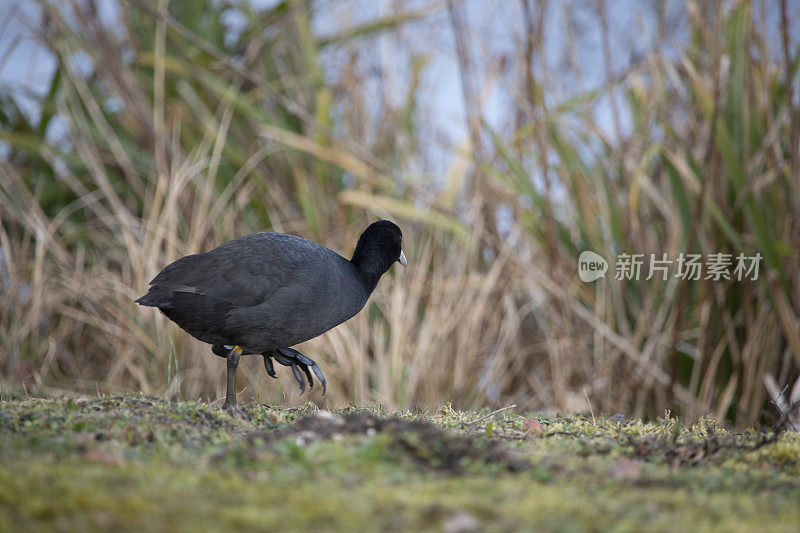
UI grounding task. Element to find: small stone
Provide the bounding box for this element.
[443,510,480,533]
[294,430,316,446]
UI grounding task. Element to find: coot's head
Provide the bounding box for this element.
[351,220,406,282]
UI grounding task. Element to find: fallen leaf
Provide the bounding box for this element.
[523,418,544,435]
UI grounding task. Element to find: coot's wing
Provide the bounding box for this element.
[147,233,328,308]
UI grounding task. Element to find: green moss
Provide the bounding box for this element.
[0,397,798,532]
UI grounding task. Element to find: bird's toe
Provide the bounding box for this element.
[288,363,306,395]
[262,354,277,378]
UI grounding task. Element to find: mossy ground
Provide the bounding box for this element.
[0,396,798,532]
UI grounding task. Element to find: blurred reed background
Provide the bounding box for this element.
[0,0,798,427]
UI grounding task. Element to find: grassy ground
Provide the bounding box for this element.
[0,396,798,532]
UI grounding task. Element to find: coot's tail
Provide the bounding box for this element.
[135,290,235,347]
[135,291,232,319]
[135,291,174,308]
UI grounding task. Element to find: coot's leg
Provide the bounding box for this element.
[224,345,243,410]
[275,347,327,396]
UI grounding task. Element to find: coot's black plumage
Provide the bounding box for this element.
[136,220,406,409]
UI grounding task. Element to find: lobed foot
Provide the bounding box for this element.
[211,344,326,396]
[263,347,327,395]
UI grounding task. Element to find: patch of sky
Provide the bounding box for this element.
[221,7,249,49]
[0,3,56,126]
[44,114,70,151]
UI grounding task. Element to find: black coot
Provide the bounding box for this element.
[136,220,406,408]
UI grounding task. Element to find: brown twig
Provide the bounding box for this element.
[466,404,517,426]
